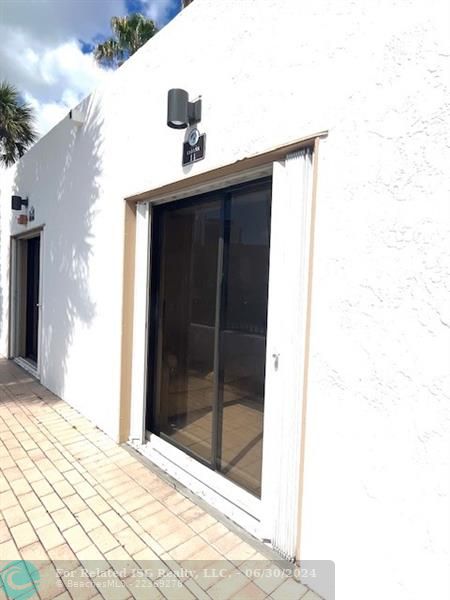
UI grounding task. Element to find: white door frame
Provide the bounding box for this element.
[128,147,316,556]
[9,227,44,379]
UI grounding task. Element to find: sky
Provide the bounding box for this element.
[0,0,180,137]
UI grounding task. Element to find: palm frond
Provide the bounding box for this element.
[94,13,157,68]
[0,81,37,167]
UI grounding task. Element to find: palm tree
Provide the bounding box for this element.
[94,13,158,68]
[0,81,37,167]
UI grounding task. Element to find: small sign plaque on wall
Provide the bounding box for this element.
[182,129,205,166]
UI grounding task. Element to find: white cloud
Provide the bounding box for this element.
[0,33,113,136]
[142,0,177,26]
[0,0,125,137]
[0,0,127,44]
[0,0,179,138]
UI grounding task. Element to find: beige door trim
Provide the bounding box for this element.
[125,131,327,204]
[119,201,137,442]
[119,131,326,468]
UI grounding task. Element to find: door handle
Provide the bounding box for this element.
[272,353,279,371]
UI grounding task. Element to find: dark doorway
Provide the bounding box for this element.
[147,179,271,497]
[24,236,40,363]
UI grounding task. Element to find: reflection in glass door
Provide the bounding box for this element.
[148,179,271,497]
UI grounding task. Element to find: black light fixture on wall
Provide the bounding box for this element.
[11,195,28,210]
[167,88,202,129]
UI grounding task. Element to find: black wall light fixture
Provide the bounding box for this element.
[11,195,28,210]
[167,88,202,129]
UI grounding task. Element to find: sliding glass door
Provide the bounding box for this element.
[147,179,271,497]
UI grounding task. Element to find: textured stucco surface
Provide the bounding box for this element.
[0,1,449,598]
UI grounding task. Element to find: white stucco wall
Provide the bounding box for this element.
[0,1,449,598]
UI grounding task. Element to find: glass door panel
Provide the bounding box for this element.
[154,199,220,464]
[149,179,272,497]
[218,187,271,496]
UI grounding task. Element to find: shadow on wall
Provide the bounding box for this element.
[13,99,104,398]
[0,182,3,347]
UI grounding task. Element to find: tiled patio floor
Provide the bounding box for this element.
[0,359,321,600]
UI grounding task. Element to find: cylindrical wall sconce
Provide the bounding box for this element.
[167,88,202,129]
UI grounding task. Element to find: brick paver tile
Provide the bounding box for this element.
[169,536,211,561]
[53,593,71,600]
[200,522,230,545]
[23,467,45,483]
[139,508,173,534]
[231,581,267,599]
[51,507,78,531]
[184,578,211,600]
[167,497,194,516]
[150,514,182,540]
[0,474,9,493]
[45,469,65,486]
[207,570,250,599]
[116,527,146,555]
[53,458,73,473]
[18,490,41,511]
[20,540,50,563]
[183,543,222,566]
[104,546,137,578]
[132,545,160,566]
[130,500,164,522]
[2,467,23,482]
[27,506,53,529]
[16,457,35,471]
[91,571,129,600]
[41,492,65,513]
[270,577,309,599]
[115,489,146,512]
[10,477,32,496]
[48,543,79,570]
[0,456,15,469]
[76,545,110,575]
[123,575,164,600]
[0,490,17,510]
[228,541,257,565]
[7,449,26,462]
[0,520,10,543]
[76,481,97,500]
[0,539,20,563]
[89,525,119,554]
[60,567,99,600]
[3,504,27,528]
[10,521,38,548]
[212,531,243,555]
[98,510,127,534]
[31,479,53,497]
[178,505,205,524]
[194,559,235,591]
[85,494,110,515]
[188,513,217,534]
[63,524,92,553]
[158,524,195,552]
[301,591,323,600]
[64,469,85,485]
[76,508,102,532]
[37,523,66,551]
[53,480,75,498]
[36,562,67,600]
[64,494,88,514]
[154,573,196,599]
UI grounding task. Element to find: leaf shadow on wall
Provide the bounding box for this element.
[12,99,103,401]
